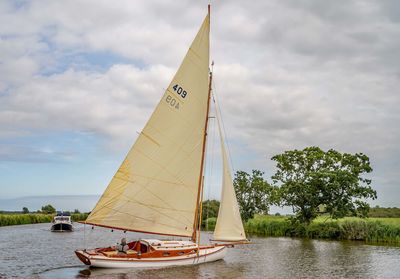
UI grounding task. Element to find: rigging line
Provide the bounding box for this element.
[84,222,86,249]
[197,175,205,249]
[193,62,213,242]
[205,102,216,230]
[212,76,236,173]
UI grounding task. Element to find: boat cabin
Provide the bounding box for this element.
[91,239,201,259]
[53,216,71,222]
[51,212,73,232]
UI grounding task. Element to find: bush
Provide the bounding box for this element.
[41,204,56,214]
[306,222,341,239]
[246,215,292,236]
[202,217,216,231]
[71,213,89,222]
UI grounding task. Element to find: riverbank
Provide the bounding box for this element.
[0,213,89,226]
[3,213,400,245]
[244,215,400,244]
[203,215,400,244]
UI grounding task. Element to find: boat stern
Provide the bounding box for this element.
[75,250,91,266]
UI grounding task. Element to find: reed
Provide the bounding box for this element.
[246,215,291,236]
[71,213,89,222]
[0,214,53,226]
[243,215,400,244]
[0,213,89,227]
[202,217,216,231]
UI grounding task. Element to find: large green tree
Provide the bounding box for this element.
[272,146,377,224]
[234,170,273,221]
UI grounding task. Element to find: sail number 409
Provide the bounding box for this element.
[165,95,180,110]
[172,84,187,98]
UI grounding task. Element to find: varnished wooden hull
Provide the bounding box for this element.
[75,245,226,268]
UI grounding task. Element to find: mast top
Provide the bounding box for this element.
[208,4,210,15]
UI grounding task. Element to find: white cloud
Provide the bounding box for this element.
[0,0,399,205]
[0,64,174,148]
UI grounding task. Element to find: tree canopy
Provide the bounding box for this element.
[41,204,56,214]
[234,170,273,221]
[272,146,376,224]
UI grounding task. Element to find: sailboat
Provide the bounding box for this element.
[75,5,247,268]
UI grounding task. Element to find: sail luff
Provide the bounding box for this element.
[191,5,211,243]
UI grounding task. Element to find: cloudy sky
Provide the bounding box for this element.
[0,0,399,207]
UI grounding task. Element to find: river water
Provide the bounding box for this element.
[0,223,399,278]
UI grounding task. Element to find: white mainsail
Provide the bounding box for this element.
[213,114,247,241]
[85,13,210,237]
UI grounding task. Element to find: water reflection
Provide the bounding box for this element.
[0,223,399,278]
[72,260,248,279]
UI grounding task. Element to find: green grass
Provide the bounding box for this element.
[0,214,53,226]
[243,215,400,244]
[71,213,89,222]
[314,216,400,226]
[0,213,89,227]
[202,217,216,231]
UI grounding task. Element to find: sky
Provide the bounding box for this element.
[0,0,399,207]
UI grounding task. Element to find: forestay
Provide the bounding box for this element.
[85,14,210,237]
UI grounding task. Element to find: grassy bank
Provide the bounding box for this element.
[244,215,400,244]
[0,213,89,227]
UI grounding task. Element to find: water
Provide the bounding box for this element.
[0,223,399,278]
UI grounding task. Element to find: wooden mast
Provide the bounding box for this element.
[192,4,212,243]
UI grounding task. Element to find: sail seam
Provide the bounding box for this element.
[82,221,191,238]
[100,204,191,232]
[115,198,193,228]
[115,181,195,224]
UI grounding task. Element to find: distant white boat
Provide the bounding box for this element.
[51,212,73,232]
